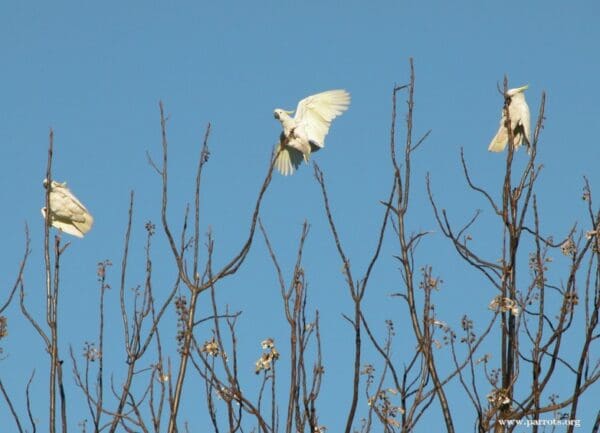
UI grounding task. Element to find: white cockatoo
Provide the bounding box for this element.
[488,84,531,153]
[273,89,351,175]
[41,179,94,238]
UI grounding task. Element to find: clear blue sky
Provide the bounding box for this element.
[1,2,599,431]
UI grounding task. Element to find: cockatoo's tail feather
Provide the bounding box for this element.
[274,142,304,176]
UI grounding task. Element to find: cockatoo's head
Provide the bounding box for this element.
[507,84,529,97]
[273,109,293,121]
[43,179,66,189]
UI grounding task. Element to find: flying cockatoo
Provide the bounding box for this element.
[488,84,531,153]
[41,179,94,238]
[273,89,351,175]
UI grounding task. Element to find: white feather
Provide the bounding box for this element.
[274,141,304,176]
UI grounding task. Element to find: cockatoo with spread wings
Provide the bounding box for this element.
[41,179,94,238]
[273,89,351,175]
[488,84,531,153]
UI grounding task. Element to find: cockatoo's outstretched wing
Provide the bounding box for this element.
[294,89,351,149]
[42,180,94,238]
[274,140,304,176]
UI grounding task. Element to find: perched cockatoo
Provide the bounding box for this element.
[41,179,94,238]
[273,89,351,175]
[488,84,531,153]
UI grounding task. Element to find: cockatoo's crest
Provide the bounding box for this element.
[506,84,529,97]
